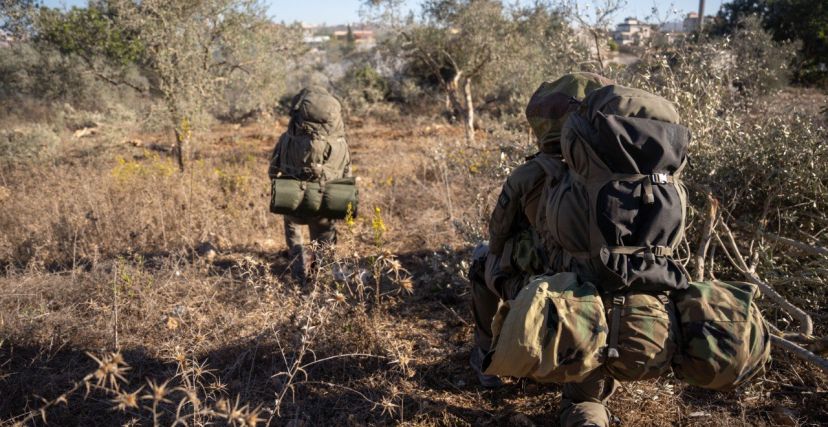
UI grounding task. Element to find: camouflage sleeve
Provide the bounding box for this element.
[488,179,521,256]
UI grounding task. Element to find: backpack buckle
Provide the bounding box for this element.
[652,246,672,257]
[650,173,669,184]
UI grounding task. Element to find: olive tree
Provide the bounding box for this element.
[35,0,302,171]
[367,0,585,142]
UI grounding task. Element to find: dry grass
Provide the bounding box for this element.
[1,111,827,426]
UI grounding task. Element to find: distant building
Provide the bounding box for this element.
[683,12,700,32]
[332,29,375,44]
[303,35,331,45]
[613,17,653,46]
[660,21,683,33]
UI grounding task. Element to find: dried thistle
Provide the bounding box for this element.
[111,388,142,412]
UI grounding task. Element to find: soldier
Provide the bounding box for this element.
[268,86,351,282]
[467,73,616,425]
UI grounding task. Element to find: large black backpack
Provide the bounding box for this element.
[542,85,691,292]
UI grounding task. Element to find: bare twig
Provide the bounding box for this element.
[771,335,828,374]
[746,225,828,257]
[715,221,814,335]
[694,193,719,281]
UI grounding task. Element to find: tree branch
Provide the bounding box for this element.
[694,194,719,281]
[715,221,814,336]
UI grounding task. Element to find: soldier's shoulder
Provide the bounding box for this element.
[510,158,547,179]
[506,160,546,191]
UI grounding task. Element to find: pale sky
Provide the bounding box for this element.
[43,0,726,26]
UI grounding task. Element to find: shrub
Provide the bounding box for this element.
[0,124,60,162]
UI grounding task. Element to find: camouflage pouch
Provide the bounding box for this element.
[511,229,545,275]
[672,280,771,391]
[483,272,607,383]
[604,292,678,381]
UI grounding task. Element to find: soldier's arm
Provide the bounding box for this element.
[322,137,351,179]
[268,134,288,179]
[488,179,521,256]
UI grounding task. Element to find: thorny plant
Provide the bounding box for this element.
[7,352,263,427]
[265,286,400,421]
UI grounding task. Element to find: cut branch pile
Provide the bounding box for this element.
[694,193,828,374]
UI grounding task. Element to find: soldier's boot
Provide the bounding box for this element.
[288,244,312,285]
[559,369,618,427]
[467,244,502,388]
[469,346,503,388]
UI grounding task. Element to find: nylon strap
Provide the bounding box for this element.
[606,245,673,257]
[607,295,625,359]
[570,245,674,260]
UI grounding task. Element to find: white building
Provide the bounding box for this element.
[613,17,652,46]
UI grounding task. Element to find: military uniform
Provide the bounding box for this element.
[469,73,618,426]
[473,153,566,351]
[269,87,351,281]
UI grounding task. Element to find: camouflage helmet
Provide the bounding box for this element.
[525,72,613,154]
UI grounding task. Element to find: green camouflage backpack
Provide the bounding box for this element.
[269,86,357,219]
[672,280,771,391]
[483,272,607,383]
[545,84,691,293]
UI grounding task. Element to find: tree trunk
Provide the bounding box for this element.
[591,30,605,72]
[173,128,188,172]
[462,77,475,144]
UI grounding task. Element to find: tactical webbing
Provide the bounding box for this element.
[607,295,625,359]
[570,245,674,260]
[569,171,675,205]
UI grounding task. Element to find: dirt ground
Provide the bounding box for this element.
[1,114,826,426]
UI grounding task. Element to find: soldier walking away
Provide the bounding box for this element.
[467,72,616,424]
[268,86,351,283]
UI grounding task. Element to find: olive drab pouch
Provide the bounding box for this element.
[604,292,679,381]
[483,272,608,384]
[270,179,321,216]
[318,177,359,219]
[545,85,691,293]
[672,280,771,391]
[270,178,358,219]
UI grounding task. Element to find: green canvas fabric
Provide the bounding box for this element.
[483,272,607,383]
[525,72,614,154]
[269,86,350,183]
[270,177,358,219]
[672,280,772,391]
[319,177,358,219]
[546,84,691,293]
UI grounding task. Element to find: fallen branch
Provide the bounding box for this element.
[746,225,828,257]
[715,221,814,335]
[770,335,828,374]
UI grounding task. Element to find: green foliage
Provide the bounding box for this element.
[0,124,59,162]
[369,0,586,126]
[729,16,797,98]
[35,5,144,67]
[614,29,826,241]
[339,64,389,112]
[712,0,828,85]
[764,0,828,85]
